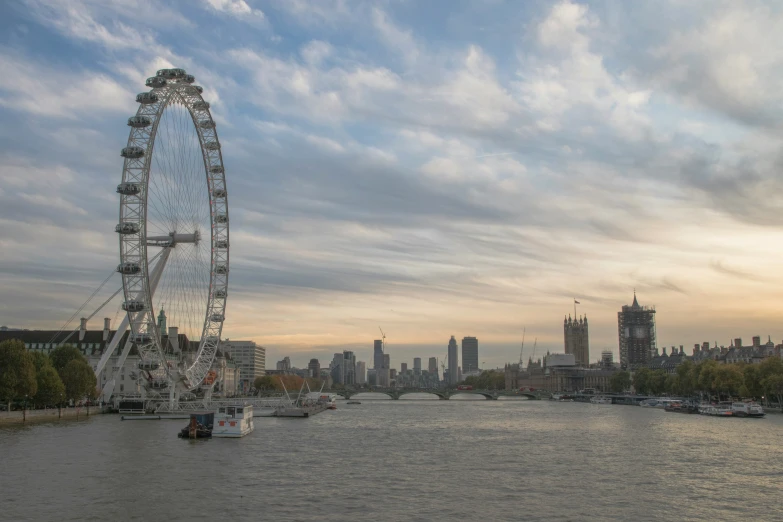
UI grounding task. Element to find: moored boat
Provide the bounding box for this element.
[213,404,254,437]
[664,401,699,414]
[590,396,612,404]
[177,411,214,439]
[730,402,765,418]
[699,404,733,417]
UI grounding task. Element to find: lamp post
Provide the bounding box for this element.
[23,394,28,422]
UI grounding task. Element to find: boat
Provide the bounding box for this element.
[589,396,612,404]
[212,404,254,437]
[320,394,337,410]
[177,411,214,439]
[699,404,733,417]
[640,398,678,409]
[730,402,765,418]
[664,401,699,414]
[347,400,361,405]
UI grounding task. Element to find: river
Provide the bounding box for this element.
[1,396,781,521]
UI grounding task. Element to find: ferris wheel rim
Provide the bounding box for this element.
[117,68,229,392]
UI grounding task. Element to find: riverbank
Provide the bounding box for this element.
[0,406,108,425]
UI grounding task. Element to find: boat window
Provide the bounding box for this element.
[227,407,235,416]
[219,407,225,413]
[236,407,243,414]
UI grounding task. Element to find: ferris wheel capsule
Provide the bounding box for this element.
[193,101,210,110]
[127,116,152,128]
[199,120,216,129]
[183,74,195,84]
[116,182,141,195]
[121,300,145,312]
[136,92,158,104]
[121,146,145,159]
[145,76,166,89]
[115,222,140,234]
[212,188,227,198]
[214,214,228,224]
[205,141,220,151]
[116,262,141,274]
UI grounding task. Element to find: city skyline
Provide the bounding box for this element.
[3,1,783,366]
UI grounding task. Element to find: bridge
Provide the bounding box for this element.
[324,388,551,401]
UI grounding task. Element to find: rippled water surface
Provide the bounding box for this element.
[1,397,782,521]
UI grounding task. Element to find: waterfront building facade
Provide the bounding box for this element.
[564,316,589,367]
[618,293,657,370]
[221,340,265,394]
[447,336,459,386]
[461,337,478,373]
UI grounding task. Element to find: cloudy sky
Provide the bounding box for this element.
[1,0,782,371]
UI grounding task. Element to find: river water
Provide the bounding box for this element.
[1,396,781,522]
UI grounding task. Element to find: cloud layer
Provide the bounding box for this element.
[2,0,783,369]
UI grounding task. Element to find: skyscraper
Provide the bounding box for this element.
[461,337,478,373]
[308,358,320,379]
[330,352,344,384]
[564,316,589,367]
[401,362,408,374]
[618,292,657,370]
[381,353,391,387]
[413,357,422,375]
[428,357,438,379]
[343,351,356,385]
[373,339,383,369]
[447,335,459,385]
[355,361,366,384]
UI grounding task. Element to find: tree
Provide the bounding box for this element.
[49,345,86,373]
[633,368,651,394]
[665,374,680,396]
[761,374,783,412]
[713,364,744,399]
[34,366,65,408]
[675,360,696,396]
[697,360,719,398]
[741,364,763,399]
[60,359,97,403]
[648,370,668,396]
[609,371,631,393]
[253,375,276,391]
[0,339,37,411]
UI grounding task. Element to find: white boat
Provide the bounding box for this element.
[212,404,254,437]
[590,396,612,404]
[639,398,677,409]
[730,402,765,418]
[699,404,733,417]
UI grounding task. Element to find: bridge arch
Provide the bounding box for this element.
[396,390,448,400]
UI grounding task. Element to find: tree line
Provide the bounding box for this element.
[462,370,505,390]
[609,358,783,406]
[0,339,98,410]
[253,374,323,393]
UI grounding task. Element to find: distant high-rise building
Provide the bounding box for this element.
[618,292,657,369]
[390,368,397,381]
[308,358,320,379]
[401,362,408,374]
[447,336,459,385]
[413,357,422,375]
[343,351,356,385]
[461,337,478,373]
[380,353,391,387]
[356,361,366,384]
[428,357,438,378]
[564,316,589,367]
[330,352,344,385]
[367,369,377,386]
[276,356,291,371]
[373,339,384,369]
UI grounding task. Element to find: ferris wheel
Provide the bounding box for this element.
[116,68,228,393]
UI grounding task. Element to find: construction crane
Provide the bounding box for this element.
[440,358,446,382]
[518,327,526,366]
[378,326,386,352]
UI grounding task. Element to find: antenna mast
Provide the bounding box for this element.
[518,327,526,366]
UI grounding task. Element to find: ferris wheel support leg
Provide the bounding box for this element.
[103,248,172,402]
[94,314,129,380]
